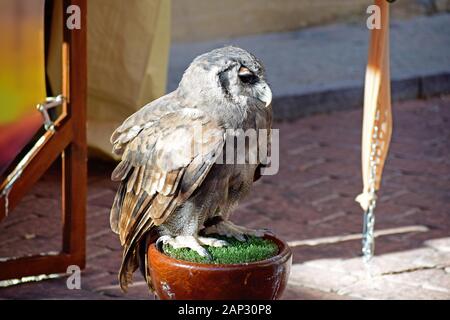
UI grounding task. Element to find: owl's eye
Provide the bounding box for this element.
[238,66,258,85]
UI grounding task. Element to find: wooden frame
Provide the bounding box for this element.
[0,0,87,281]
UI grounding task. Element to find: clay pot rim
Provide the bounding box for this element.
[148,234,291,271]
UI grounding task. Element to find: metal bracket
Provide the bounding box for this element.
[1,95,66,216]
[36,95,65,132]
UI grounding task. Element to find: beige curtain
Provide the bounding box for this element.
[48,0,171,158]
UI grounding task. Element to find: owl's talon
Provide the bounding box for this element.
[195,246,212,260]
[156,235,173,251]
[234,233,247,242]
[261,228,275,236]
[157,235,224,260]
[203,220,267,241]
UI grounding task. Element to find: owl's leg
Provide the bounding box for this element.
[156,235,227,259]
[203,220,268,241]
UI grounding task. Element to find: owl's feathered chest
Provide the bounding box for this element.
[214,101,269,132]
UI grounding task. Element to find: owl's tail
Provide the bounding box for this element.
[118,230,157,293]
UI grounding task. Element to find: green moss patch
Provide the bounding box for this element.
[162,235,278,264]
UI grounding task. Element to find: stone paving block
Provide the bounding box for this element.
[346,246,450,275]
[87,188,116,208]
[0,235,62,258]
[0,278,109,300]
[87,234,121,252]
[282,284,355,300]
[424,238,450,253]
[81,270,119,292]
[289,263,360,292]
[381,268,450,294]
[1,96,449,299]
[337,277,450,300]
[88,251,122,275]
[288,241,450,299]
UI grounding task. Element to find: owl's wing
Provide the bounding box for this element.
[111,108,225,243]
[110,108,225,290]
[110,92,181,156]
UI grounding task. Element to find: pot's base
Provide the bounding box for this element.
[148,235,292,300]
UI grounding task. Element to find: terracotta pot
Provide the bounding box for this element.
[148,234,292,300]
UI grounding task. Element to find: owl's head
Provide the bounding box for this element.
[178,46,272,111]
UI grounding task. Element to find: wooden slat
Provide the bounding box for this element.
[61,0,87,266]
[0,119,72,222]
[0,253,79,281]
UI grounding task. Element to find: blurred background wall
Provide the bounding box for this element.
[171,0,450,42]
[86,0,171,158]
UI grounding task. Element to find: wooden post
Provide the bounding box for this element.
[357,0,392,260]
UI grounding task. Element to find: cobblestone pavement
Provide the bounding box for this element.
[0,96,449,299]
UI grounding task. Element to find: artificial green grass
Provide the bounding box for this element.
[162,235,278,264]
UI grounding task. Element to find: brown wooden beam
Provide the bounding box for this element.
[61,0,87,266]
[0,253,75,281]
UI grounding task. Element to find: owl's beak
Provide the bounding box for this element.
[256,83,272,107]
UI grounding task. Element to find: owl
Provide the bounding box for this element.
[110,46,273,291]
